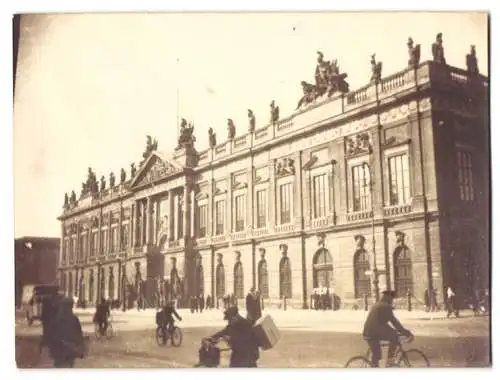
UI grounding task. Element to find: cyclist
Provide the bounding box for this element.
[157,301,182,339]
[362,290,413,368]
[203,306,260,368]
[93,297,110,336]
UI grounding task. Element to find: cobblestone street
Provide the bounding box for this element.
[15,308,490,368]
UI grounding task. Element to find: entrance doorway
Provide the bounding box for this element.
[313,248,334,288]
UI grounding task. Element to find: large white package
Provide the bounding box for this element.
[253,314,280,350]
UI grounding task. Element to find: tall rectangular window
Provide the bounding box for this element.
[91,232,98,257]
[215,200,225,235]
[457,150,474,201]
[71,237,77,262]
[63,239,69,263]
[313,174,328,218]
[388,154,411,205]
[279,183,292,224]
[111,227,118,252]
[101,230,108,255]
[256,190,267,228]
[197,204,207,237]
[352,164,371,211]
[234,195,245,232]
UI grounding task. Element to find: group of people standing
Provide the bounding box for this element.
[189,294,214,313]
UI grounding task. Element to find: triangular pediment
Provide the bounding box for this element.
[130,151,184,188]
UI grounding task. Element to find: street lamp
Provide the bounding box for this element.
[362,162,380,302]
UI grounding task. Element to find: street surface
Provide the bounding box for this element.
[15,308,490,368]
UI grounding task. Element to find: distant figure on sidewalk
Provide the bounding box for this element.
[206,294,212,310]
[446,286,459,318]
[199,294,205,312]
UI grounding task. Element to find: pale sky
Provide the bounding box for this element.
[13,12,488,238]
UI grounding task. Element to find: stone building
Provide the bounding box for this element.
[15,237,60,307]
[57,42,489,310]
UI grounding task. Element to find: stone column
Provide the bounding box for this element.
[130,203,135,248]
[173,192,179,240]
[190,188,196,237]
[328,164,335,218]
[336,139,347,216]
[60,223,65,266]
[247,166,254,229]
[226,174,233,233]
[304,170,312,228]
[370,125,384,217]
[207,180,213,237]
[119,205,123,252]
[268,161,276,232]
[293,151,302,228]
[86,227,91,264]
[76,222,81,264]
[98,209,102,256]
[108,211,112,254]
[167,191,173,239]
[146,197,151,245]
[183,186,189,238]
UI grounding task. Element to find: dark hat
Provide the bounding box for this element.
[382,290,397,298]
[223,306,239,320]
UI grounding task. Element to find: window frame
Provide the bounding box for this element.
[347,155,372,213]
[384,144,412,207]
[277,179,293,225]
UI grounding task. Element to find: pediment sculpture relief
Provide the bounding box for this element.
[137,157,179,187]
[345,133,372,157]
[276,157,295,177]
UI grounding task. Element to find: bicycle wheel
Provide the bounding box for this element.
[156,326,167,346]
[345,356,371,368]
[398,349,430,367]
[171,327,183,347]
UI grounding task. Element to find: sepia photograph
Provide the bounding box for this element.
[12,10,490,369]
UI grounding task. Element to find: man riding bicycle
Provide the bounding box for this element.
[156,301,182,338]
[363,290,413,368]
[93,297,110,336]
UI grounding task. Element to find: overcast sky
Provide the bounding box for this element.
[13,12,488,238]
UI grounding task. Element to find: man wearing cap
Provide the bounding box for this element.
[363,290,413,368]
[205,306,260,367]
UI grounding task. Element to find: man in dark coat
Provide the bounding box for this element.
[46,297,85,368]
[205,306,260,367]
[363,290,412,367]
[199,294,205,312]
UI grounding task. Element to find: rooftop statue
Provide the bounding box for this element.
[466,45,479,75]
[176,118,196,150]
[432,33,446,65]
[142,135,158,162]
[248,109,256,132]
[407,37,421,68]
[297,81,317,109]
[70,190,77,204]
[100,176,106,192]
[370,54,383,83]
[63,192,69,208]
[270,100,280,124]
[227,119,236,139]
[130,163,137,178]
[120,168,126,184]
[208,127,217,148]
[109,172,116,188]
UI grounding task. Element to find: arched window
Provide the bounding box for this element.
[394,246,413,296]
[258,260,269,299]
[354,249,371,298]
[279,257,292,299]
[313,248,333,288]
[89,271,94,305]
[234,262,244,298]
[108,270,115,300]
[216,264,225,298]
[68,272,73,297]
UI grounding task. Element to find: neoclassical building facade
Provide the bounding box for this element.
[58,45,489,309]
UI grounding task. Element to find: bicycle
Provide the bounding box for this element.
[94,319,113,340]
[155,323,183,347]
[345,334,430,368]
